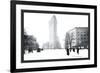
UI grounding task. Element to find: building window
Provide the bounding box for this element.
[81,34,83,36]
[84,32,86,33]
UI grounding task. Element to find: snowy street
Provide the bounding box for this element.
[24,49,88,61]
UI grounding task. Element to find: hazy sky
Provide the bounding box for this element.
[24,13,88,48]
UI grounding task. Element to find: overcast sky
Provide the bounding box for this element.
[24,13,88,48]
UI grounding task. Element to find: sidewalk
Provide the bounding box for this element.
[24,49,88,60]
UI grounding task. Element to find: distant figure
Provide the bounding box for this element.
[73,48,75,52]
[28,47,33,53]
[65,47,70,56]
[66,49,70,55]
[37,48,41,52]
[77,48,79,54]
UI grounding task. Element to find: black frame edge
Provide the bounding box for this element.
[10,0,97,72]
[10,1,16,73]
[15,64,96,72]
[11,0,97,9]
[94,6,97,67]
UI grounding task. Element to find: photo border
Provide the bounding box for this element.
[21,10,90,63]
[10,0,97,72]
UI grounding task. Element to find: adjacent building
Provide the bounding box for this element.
[65,27,88,49]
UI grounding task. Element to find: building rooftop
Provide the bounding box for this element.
[67,27,88,32]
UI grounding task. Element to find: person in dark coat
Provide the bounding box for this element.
[77,47,79,54]
[66,49,70,55]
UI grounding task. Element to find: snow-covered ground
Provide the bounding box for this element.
[24,49,88,60]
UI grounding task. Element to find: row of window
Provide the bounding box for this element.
[77,34,88,36]
[72,38,88,40]
[77,32,88,33]
[71,33,88,37]
[71,31,88,34]
[72,41,88,44]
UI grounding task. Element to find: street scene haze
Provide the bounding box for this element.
[23,13,89,61]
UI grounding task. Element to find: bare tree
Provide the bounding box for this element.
[69,33,73,49]
[65,33,70,49]
[24,31,39,53]
[65,32,71,55]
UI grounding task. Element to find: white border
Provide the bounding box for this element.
[16,4,95,69]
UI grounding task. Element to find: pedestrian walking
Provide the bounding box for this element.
[77,48,79,54]
[67,49,70,55]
